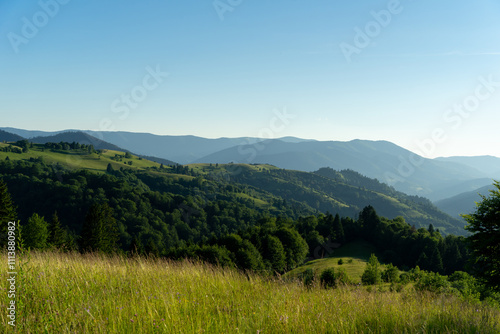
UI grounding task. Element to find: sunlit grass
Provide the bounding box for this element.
[1,251,499,333]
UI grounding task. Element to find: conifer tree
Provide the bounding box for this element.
[0,179,17,248]
[464,181,500,290]
[80,203,119,254]
[24,213,49,249]
[429,247,444,274]
[332,213,345,243]
[48,211,66,249]
[106,163,114,173]
[416,251,429,270]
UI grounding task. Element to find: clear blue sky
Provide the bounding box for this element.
[1,0,499,157]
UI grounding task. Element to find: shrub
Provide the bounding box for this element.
[320,268,336,289]
[382,264,400,283]
[415,271,451,293]
[338,259,344,265]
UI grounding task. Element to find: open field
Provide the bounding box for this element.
[285,239,384,283]
[1,251,499,333]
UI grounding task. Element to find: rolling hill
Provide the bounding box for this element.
[0,129,25,142]
[188,163,465,235]
[194,138,490,201]
[434,184,496,219]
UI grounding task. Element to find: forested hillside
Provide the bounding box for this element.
[0,140,471,274]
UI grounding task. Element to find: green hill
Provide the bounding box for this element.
[285,239,381,283]
[0,141,465,235]
[188,163,465,235]
[0,142,164,173]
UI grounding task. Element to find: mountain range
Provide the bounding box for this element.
[2,127,499,207]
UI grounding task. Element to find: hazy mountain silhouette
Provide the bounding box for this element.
[194,139,490,200]
[434,184,496,219]
[0,129,25,142]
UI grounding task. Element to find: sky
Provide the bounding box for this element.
[1,0,499,158]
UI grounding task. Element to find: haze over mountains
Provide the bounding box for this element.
[2,127,499,207]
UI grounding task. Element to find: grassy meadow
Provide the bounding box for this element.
[285,239,381,283]
[1,251,499,333]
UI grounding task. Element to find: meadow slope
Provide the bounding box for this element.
[1,251,499,333]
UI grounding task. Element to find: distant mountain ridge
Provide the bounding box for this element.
[30,131,125,151]
[434,184,496,219]
[1,127,498,201]
[193,138,491,200]
[0,129,24,142]
[435,156,500,177]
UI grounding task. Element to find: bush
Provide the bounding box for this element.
[449,271,480,301]
[320,268,336,289]
[338,259,344,265]
[399,272,411,284]
[382,264,400,283]
[415,271,451,293]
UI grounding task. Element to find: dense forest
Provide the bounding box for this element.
[0,142,468,275]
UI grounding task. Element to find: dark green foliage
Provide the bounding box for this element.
[80,203,119,254]
[382,263,400,283]
[464,181,500,291]
[416,252,429,270]
[48,211,66,249]
[332,213,345,243]
[145,238,160,257]
[23,213,49,249]
[449,271,481,300]
[261,234,286,273]
[0,179,17,247]
[320,268,336,288]
[129,237,144,256]
[275,226,309,270]
[429,247,444,274]
[106,163,114,173]
[338,259,344,265]
[415,271,451,293]
[361,254,381,285]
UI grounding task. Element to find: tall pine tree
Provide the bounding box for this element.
[331,213,345,243]
[0,179,17,248]
[48,211,66,249]
[80,203,119,254]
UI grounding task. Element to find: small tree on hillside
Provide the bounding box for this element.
[361,253,381,285]
[382,263,400,283]
[320,267,336,288]
[24,213,49,249]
